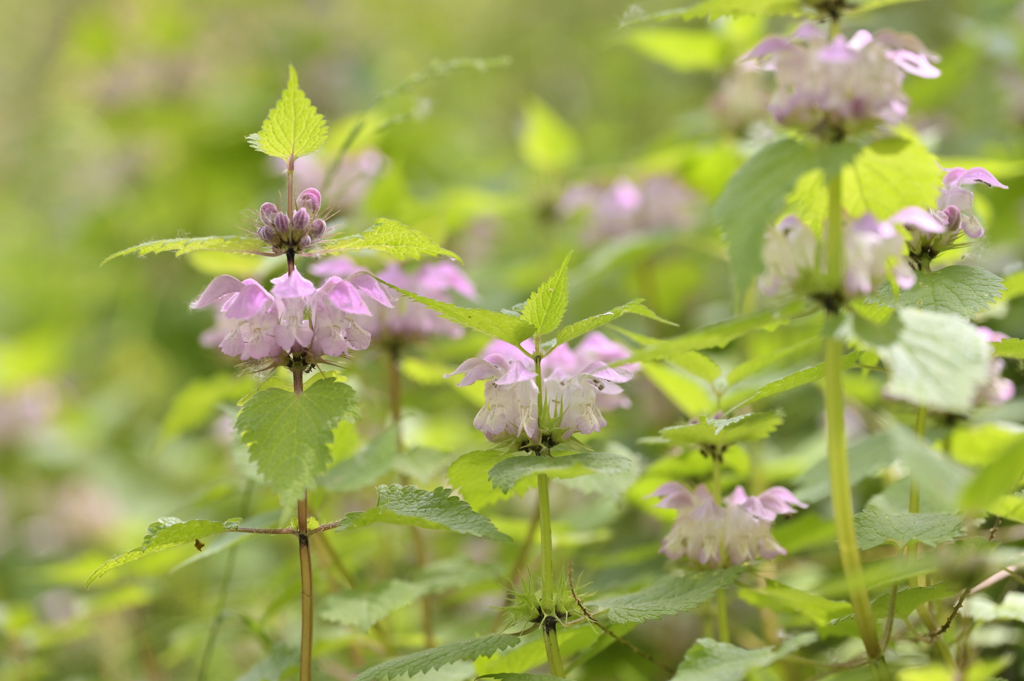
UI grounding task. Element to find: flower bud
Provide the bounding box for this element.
[260,202,279,226]
[299,235,313,249]
[257,224,275,243]
[292,207,310,232]
[310,218,327,239]
[296,188,321,214]
[273,212,290,234]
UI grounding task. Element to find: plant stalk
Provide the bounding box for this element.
[538,474,565,677]
[292,365,314,681]
[824,175,881,659]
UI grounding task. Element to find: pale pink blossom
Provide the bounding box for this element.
[557,175,697,243]
[975,326,1016,406]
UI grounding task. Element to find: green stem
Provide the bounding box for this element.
[710,457,730,643]
[824,174,881,659]
[292,365,314,681]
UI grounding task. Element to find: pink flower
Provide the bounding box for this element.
[192,270,389,361]
[743,24,939,135]
[557,175,697,243]
[650,483,806,567]
[975,326,1016,406]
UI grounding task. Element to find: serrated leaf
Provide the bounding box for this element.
[88,518,238,587]
[447,450,518,509]
[660,412,783,449]
[521,253,571,336]
[311,218,461,262]
[353,634,520,681]
[518,97,579,174]
[629,302,810,363]
[102,235,267,265]
[477,622,634,676]
[597,567,742,624]
[321,579,425,631]
[866,266,1004,318]
[488,452,636,493]
[854,509,965,550]
[669,633,817,681]
[384,285,535,346]
[246,66,328,161]
[851,308,990,414]
[714,139,821,298]
[334,485,511,542]
[993,338,1024,359]
[556,299,674,345]
[479,675,562,681]
[320,426,398,493]
[237,643,299,681]
[236,378,359,502]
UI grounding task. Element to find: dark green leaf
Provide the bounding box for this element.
[866,266,1004,318]
[854,509,965,550]
[597,567,742,624]
[352,634,520,681]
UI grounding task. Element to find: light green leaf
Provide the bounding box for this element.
[993,338,1024,359]
[597,567,743,624]
[447,450,518,509]
[621,0,802,23]
[854,509,965,550]
[866,266,1004,318]
[488,452,636,493]
[737,351,861,407]
[235,378,359,502]
[521,253,571,336]
[621,28,724,72]
[737,581,850,628]
[556,299,674,345]
[479,675,562,681]
[385,286,535,346]
[102,235,267,265]
[714,139,822,298]
[726,337,819,386]
[660,412,783,449]
[629,302,811,363]
[321,579,426,631]
[237,643,299,681]
[794,432,897,505]
[671,351,722,383]
[518,97,579,174]
[320,426,398,493]
[890,422,971,512]
[246,66,328,161]
[160,373,253,440]
[334,485,511,542]
[670,633,817,681]
[642,362,717,416]
[852,308,990,414]
[88,518,239,587]
[311,218,461,262]
[960,433,1024,512]
[962,592,1024,623]
[353,634,520,681]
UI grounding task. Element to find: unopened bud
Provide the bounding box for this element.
[257,224,275,243]
[260,202,279,226]
[292,207,310,231]
[296,188,321,214]
[310,218,327,239]
[299,235,313,249]
[273,212,290,234]
[943,205,961,233]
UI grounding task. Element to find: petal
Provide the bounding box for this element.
[324,278,372,316]
[954,167,1008,189]
[349,272,396,307]
[308,257,365,278]
[192,275,245,309]
[271,270,316,298]
[890,206,945,233]
[886,49,941,78]
[742,36,795,61]
[223,279,273,319]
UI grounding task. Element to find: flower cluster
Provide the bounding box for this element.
[651,483,806,567]
[310,258,477,343]
[192,269,392,363]
[446,333,636,443]
[907,166,1008,262]
[557,175,696,243]
[255,188,329,255]
[760,207,942,297]
[744,24,940,136]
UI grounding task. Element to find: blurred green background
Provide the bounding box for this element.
[3,0,1024,679]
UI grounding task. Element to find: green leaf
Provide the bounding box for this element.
[88,518,239,587]
[320,426,398,493]
[488,452,636,493]
[521,253,571,336]
[236,378,359,502]
[237,643,299,681]
[517,96,579,174]
[890,422,971,512]
[794,432,897,505]
[960,433,1024,512]
[713,140,820,298]
[737,352,861,407]
[102,235,267,265]
[621,28,724,72]
[334,485,511,542]
[669,633,817,681]
[726,337,819,386]
[353,634,520,681]
[962,592,1024,623]
[556,299,674,345]
[246,66,328,161]
[321,579,426,631]
[160,373,253,440]
[642,362,717,416]
[622,0,802,23]
[737,581,850,628]
[854,509,965,550]
[866,266,1004,318]
[629,302,810,363]
[597,567,743,624]
[447,450,517,509]
[660,412,783,449]
[993,338,1024,359]
[479,675,562,681]
[311,218,461,262]
[385,286,536,346]
[851,308,990,414]
[671,351,722,383]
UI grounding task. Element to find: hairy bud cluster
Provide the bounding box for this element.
[743,24,940,137]
[651,483,806,567]
[256,188,329,254]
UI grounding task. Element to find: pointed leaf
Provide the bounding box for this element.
[311,218,461,262]
[246,66,328,161]
[236,378,359,502]
[102,236,267,265]
[660,412,783,449]
[993,338,1024,359]
[353,634,520,681]
[866,266,1004,318]
[597,567,743,624]
[382,285,536,346]
[521,253,571,336]
[488,452,636,493]
[321,579,426,631]
[556,298,674,345]
[854,509,966,550]
[334,484,511,542]
[669,633,817,681]
[735,351,861,407]
[447,450,518,509]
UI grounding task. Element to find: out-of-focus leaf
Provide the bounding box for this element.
[386,286,535,345]
[521,253,571,336]
[321,426,398,493]
[448,450,519,509]
[854,509,965,550]
[642,362,717,417]
[353,634,520,681]
[311,218,461,262]
[960,432,1024,512]
[518,97,579,174]
[993,339,1024,359]
[488,452,636,493]
[246,65,328,161]
[669,633,816,681]
[103,235,267,264]
[866,266,1004,318]
[321,579,425,631]
[620,0,801,24]
[160,374,252,440]
[794,432,896,505]
[236,643,299,681]
[597,567,742,624]
[660,412,783,448]
[737,581,850,628]
[621,28,724,72]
